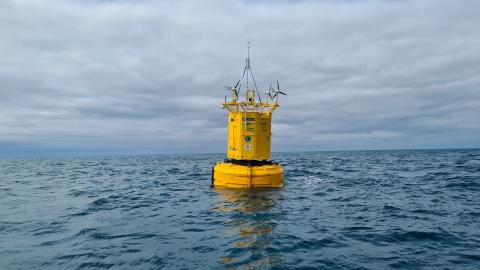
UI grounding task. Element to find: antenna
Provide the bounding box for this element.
[246,41,250,91]
[247,41,251,69]
[245,42,263,103]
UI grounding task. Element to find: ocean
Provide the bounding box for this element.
[1,149,479,269]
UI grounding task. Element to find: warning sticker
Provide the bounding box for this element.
[244,144,252,150]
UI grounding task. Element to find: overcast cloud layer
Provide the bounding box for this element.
[1,0,479,156]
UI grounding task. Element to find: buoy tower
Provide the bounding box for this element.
[212,47,286,188]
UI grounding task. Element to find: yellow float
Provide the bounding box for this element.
[212,46,286,188]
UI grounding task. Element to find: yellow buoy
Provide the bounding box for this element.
[212,46,286,188]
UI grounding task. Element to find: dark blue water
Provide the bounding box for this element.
[1,149,480,269]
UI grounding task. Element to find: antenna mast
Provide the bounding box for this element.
[246,42,250,91]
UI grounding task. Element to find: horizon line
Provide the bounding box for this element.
[1,146,478,159]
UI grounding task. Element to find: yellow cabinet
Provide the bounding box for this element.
[227,112,271,160]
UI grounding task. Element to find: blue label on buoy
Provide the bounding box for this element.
[245,136,251,142]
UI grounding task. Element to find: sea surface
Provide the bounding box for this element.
[1,149,480,269]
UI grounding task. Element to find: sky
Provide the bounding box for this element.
[0,0,479,156]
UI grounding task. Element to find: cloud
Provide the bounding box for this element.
[0,0,479,156]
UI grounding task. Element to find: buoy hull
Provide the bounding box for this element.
[212,162,283,188]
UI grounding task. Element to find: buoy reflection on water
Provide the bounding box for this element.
[213,188,284,268]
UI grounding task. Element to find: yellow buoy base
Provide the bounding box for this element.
[212,162,284,188]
